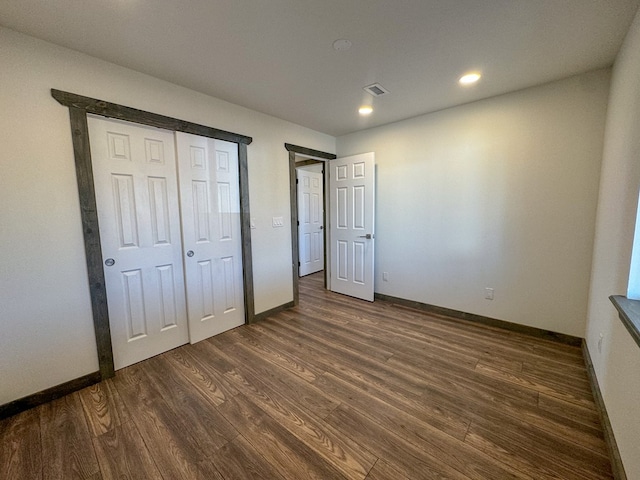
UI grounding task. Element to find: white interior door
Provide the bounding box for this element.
[88,115,189,370]
[297,168,324,276]
[176,133,245,344]
[329,152,375,301]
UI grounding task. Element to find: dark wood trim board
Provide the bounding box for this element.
[374,292,582,346]
[238,143,256,323]
[67,106,115,380]
[289,150,300,305]
[0,372,101,421]
[582,341,627,480]
[52,90,252,145]
[285,143,336,160]
[252,301,296,323]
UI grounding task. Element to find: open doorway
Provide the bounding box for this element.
[286,144,376,304]
[285,144,336,306]
[297,162,325,277]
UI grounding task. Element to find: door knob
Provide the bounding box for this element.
[186,250,194,257]
[104,258,115,267]
[358,234,373,239]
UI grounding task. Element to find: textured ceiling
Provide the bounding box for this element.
[1,0,639,136]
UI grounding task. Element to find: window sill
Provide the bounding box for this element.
[609,295,640,349]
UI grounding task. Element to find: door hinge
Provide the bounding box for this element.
[296,179,299,184]
[298,261,301,267]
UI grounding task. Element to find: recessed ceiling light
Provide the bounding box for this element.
[459,72,481,85]
[332,39,352,51]
[359,106,373,116]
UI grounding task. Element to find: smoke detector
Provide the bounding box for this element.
[363,83,389,97]
[332,39,352,51]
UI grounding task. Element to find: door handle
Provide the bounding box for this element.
[358,234,373,239]
[186,250,194,257]
[104,258,115,267]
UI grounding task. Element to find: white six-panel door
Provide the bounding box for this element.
[89,116,245,369]
[330,152,375,301]
[297,168,324,276]
[88,116,189,369]
[176,133,245,344]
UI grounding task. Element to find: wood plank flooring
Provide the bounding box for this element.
[0,272,612,479]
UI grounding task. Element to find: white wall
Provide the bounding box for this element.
[0,27,334,405]
[337,70,610,337]
[585,5,640,478]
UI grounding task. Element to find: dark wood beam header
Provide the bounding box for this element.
[285,143,336,160]
[51,89,253,145]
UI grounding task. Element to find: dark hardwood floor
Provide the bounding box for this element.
[1,272,612,479]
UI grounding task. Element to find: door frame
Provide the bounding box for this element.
[285,143,336,306]
[52,89,255,380]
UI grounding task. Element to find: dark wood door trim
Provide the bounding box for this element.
[285,143,336,160]
[285,143,336,305]
[52,89,256,379]
[67,106,115,379]
[238,143,256,323]
[52,90,253,145]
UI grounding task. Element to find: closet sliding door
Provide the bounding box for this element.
[176,132,245,344]
[88,115,243,369]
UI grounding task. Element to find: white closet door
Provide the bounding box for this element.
[176,132,245,343]
[88,115,189,370]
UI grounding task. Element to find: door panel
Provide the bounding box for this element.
[353,241,365,284]
[88,115,189,370]
[148,177,171,245]
[177,133,245,343]
[222,256,237,311]
[156,264,179,330]
[297,168,324,276]
[337,240,348,280]
[330,152,375,301]
[121,269,145,339]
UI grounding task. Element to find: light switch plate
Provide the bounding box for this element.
[272,216,284,227]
